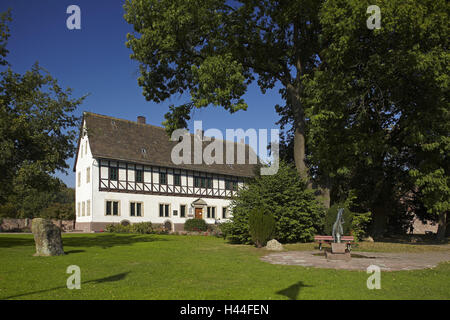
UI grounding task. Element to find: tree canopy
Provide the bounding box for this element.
[0,10,84,204]
[124,0,323,180]
[303,0,449,237]
[124,0,448,239]
[0,180,75,220]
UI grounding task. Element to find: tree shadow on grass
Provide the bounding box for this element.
[276,281,313,300]
[375,235,449,245]
[0,234,168,249]
[64,250,85,254]
[1,271,130,300]
[0,236,35,248]
[63,234,168,249]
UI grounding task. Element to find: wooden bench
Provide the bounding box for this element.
[314,235,355,252]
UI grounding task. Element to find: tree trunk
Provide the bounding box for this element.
[287,83,310,186]
[293,126,308,179]
[321,185,331,209]
[445,218,450,237]
[436,211,447,242]
[370,205,388,238]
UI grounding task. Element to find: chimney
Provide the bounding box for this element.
[195,129,204,138]
[137,116,146,124]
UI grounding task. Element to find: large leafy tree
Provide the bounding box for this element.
[40,186,75,220]
[124,0,323,181]
[0,11,85,203]
[0,10,10,66]
[0,180,75,220]
[226,161,325,244]
[303,0,449,238]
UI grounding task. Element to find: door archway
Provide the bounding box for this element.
[164,220,173,232]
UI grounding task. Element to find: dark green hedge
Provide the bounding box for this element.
[249,208,275,247]
[105,222,153,234]
[184,218,208,232]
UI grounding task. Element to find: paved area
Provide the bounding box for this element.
[261,250,450,271]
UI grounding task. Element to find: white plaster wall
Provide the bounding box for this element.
[90,188,232,226]
[74,120,94,223]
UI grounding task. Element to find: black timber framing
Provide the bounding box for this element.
[98,158,242,199]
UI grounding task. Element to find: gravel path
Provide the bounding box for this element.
[261,250,450,271]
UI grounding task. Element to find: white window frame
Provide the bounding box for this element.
[87,200,91,216]
[222,206,228,219]
[180,204,187,218]
[86,167,90,183]
[129,201,144,217]
[159,203,171,218]
[207,206,216,219]
[105,200,121,216]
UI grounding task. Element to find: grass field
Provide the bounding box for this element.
[0,233,449,300]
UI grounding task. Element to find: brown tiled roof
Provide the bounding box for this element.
[75,112,258,178]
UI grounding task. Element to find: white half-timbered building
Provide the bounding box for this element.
[74,112,257,232]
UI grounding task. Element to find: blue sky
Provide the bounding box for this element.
[1,0,284,187]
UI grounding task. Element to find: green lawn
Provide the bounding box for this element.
[0,233,449,300]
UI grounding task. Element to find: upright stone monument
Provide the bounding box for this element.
[31,218,65,256]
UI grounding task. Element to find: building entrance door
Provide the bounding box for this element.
[195,208,203,219]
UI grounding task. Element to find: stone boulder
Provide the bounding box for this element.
[31,218,65,256]
[265,239,284,251]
